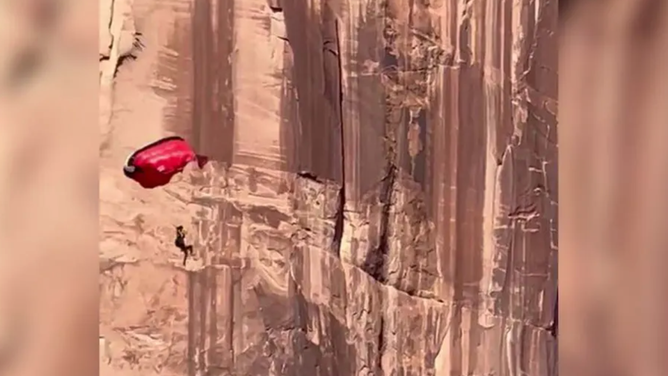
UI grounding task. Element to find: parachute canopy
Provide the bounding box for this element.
[123,136,208,189]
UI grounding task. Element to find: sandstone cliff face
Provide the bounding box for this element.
[99,0,557,375]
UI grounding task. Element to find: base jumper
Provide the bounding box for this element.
[175,226,194,266]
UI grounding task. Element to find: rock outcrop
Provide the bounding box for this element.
[99,0,558,375]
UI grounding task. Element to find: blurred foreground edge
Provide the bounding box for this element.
[561,1,668,376]
[0,0,99,376]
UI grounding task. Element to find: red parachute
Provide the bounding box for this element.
[123,136,209,189]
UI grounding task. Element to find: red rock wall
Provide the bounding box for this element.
[99,0,557,375]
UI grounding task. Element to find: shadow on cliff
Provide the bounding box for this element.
[277,0,343,183]
[275,4,388,372]
[156,0,235,164]
[239,279,356,376]
[275,4,395,374]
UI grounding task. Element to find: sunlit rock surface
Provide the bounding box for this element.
[99,0,557,375]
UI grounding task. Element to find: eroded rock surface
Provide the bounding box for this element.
[99,0,558,375]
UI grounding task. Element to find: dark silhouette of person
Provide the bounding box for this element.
[175,226,194,266]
